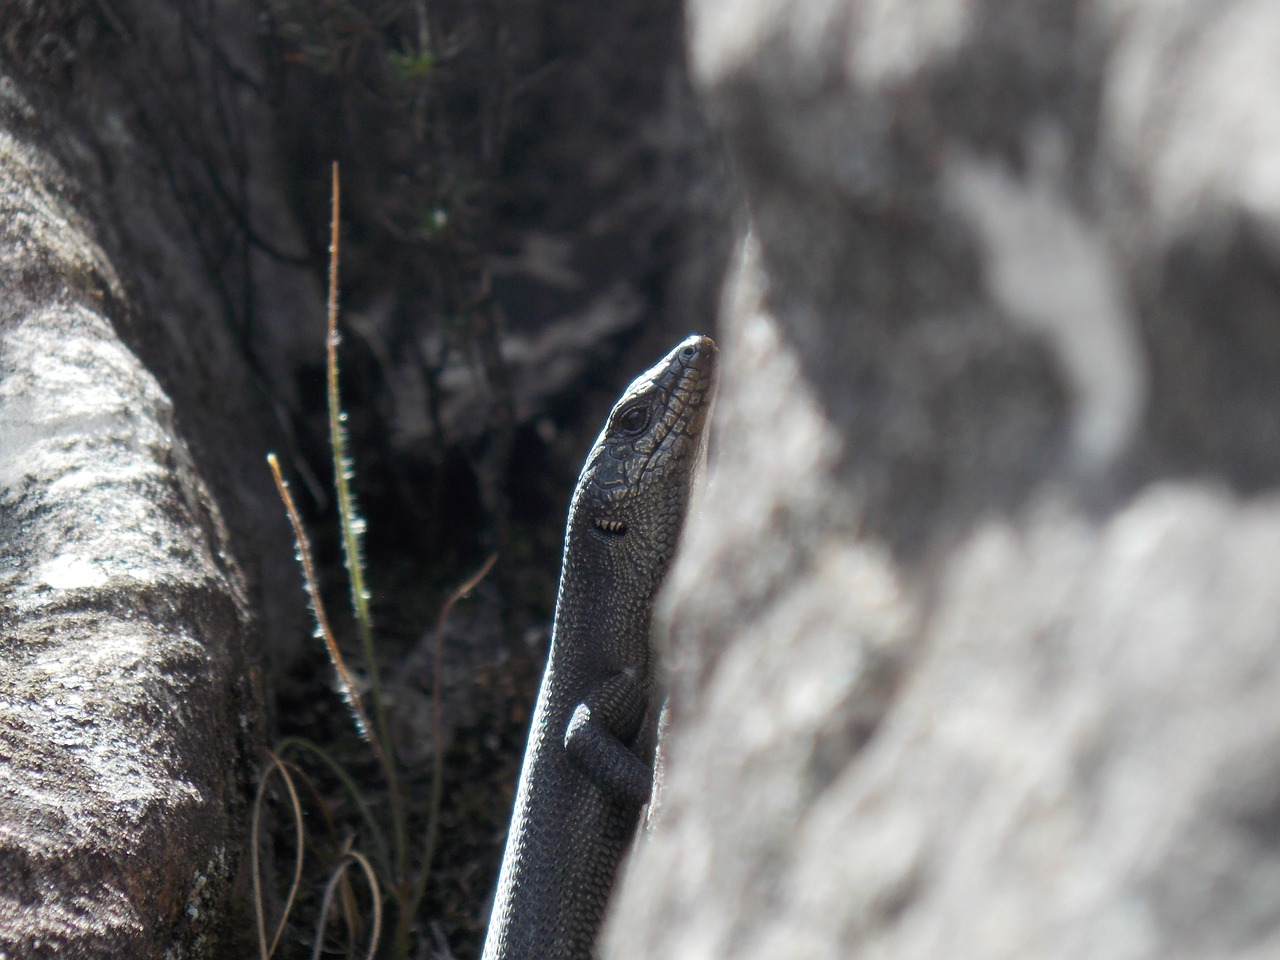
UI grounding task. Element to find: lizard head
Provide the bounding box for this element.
[568,334,717,575]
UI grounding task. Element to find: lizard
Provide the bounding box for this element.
[481,334,717,960]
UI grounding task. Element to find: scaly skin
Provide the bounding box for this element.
[482,334,717,960]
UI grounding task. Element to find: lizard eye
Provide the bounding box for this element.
[617,403,650,437]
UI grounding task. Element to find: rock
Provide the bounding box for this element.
[0,6,300,952]
[0,85,260,955]
[605,2,1280,958]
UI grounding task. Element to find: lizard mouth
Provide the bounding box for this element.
[594,518,628,537]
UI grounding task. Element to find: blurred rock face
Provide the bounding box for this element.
[606,2,1280,959]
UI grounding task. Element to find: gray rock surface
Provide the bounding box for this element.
[0,84,261,955]
[606,1,1280,958]
[0,6,305,951]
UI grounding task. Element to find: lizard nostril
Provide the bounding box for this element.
[679,344,697,363]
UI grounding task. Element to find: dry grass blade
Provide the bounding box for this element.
[311,847,385,960]
[275,734,393,881]
[436,552,500,637]
[407,551,499,919]
[267,453,390,772]
[252,751,305,960]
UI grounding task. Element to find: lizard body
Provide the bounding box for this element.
[482,334,717,960]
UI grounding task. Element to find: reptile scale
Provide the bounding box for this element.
[482,334,717,960]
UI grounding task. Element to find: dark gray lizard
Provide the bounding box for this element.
[481,334,717,960]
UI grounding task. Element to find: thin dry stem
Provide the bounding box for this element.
[311,846,384,960]
[268,454,390,774]
[253,751,305,960]
[406,552,499,920]
[324,162,407,883]
[275,735,392,881]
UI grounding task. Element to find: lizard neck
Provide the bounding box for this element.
[550,524,658,677]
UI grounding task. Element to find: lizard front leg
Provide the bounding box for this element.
[564,667,653,808]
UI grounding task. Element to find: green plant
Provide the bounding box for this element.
[256,164,496,959]
[387,47,435,82]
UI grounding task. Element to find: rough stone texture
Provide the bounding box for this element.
[0,87,259,956]
[606,2,1280,959]
[0,5,303,953]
